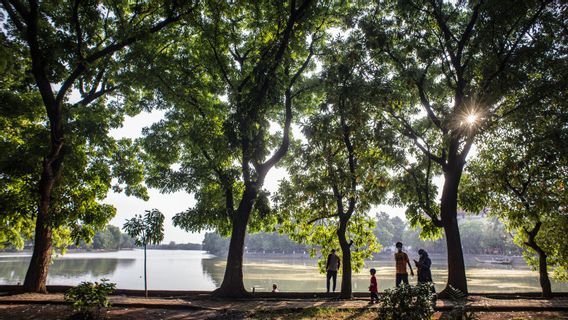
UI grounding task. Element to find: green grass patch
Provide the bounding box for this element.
[248,307,377,320]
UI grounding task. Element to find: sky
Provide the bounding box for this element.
[104,111,408,244]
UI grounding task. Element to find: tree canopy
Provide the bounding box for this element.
[361,0,564,294]
[0,0,194,292]
[461,81,568,296]
[136,0,332,297]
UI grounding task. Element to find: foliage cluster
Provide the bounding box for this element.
[0,32,123,251]
[90,225,128,251]
[461,94,568,287]
[123,209,165,247]
[377,283,435,320]
[64,278,116,320]
[61,225,135,251]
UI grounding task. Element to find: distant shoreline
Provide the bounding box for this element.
[0,249,523,261]
[0,247,205,255]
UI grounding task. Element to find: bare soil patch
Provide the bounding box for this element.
[1,304,568,320]
[0,304,231,320]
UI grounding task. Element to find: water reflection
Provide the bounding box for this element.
[50,258,135,278]
[0,259,28,283]
[0,255,135,284]
[201,258,224,287]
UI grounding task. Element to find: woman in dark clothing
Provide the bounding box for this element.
[415,249,436,301]
[414,249,432,284]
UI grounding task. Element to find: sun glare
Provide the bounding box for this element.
[466,114,478,125]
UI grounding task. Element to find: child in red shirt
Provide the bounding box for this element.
[369,268,379,303]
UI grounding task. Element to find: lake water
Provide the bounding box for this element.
[1,250,567,293]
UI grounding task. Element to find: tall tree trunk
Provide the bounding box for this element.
[23,155,60,293]
[442,217,468,294]
[23,17,65,291]
[525,223,552,298]
[214,186,257,298]
[439,162,468,295]
[338,218,352,299]
[536,249,552,298]
[22,204,53,293]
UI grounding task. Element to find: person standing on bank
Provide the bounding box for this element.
[326,249,340,293]
[414,249,435,292]
[394,242,414,287]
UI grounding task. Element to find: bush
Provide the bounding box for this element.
[64,279,116,320]
[378,283,435,320]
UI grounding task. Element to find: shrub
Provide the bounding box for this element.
[64,278,116,320]
[378,283,435,320]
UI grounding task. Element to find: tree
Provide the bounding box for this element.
[362,0,561,294]
[390,216,406,245]
[202,233,230,256]
[91,225,123,250]
[139,0,329,297]
[275,36,390,298]
[1,27,127,261]
[373,214,448,254]
[373,213,395,248]
[461,96,568,297]
[1,0,195,292]
[107,225,122,250]
[120,233,135,249]
[123,209,165,298]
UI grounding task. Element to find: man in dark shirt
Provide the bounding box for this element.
[326,249,340,292]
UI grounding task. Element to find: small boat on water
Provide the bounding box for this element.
[475,257,513,265]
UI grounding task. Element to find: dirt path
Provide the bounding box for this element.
[1,293,568,319]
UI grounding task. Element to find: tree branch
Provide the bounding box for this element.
[258,33,316,177]
[402,164,443,227]
[416,64,446,133]
[307,213,339,225]
[481,0,551,93]
[75,85,118,106]
[24,0,57,115]
[388,111,446,167]
[253,0,314,105]
[57,8,192,105]
[456,0,483,60]
[206,37,235,90]
[72,0,84,59]
[523,221,542,251]
[459,132,476,164]
[199,146,235,217]
[428,0,460,71]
